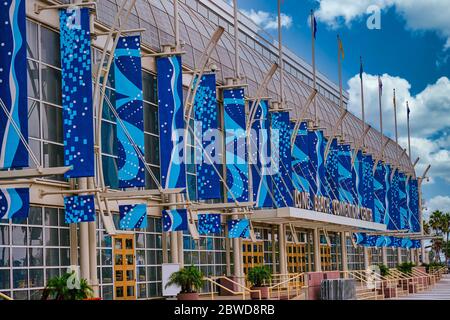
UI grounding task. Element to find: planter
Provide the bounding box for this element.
[177,292,199,300]
[250,287,269,300]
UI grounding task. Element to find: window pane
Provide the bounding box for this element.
[42,142,64,170]
[29,248,43,266]
[41,65,61,105]
[102,88,116,121]
[102,156,118,189]
[40,26,60,66]
[28,138,41,169]
[26,20,38,60]
[29,227,43,246]
[45,228,59,246]
[27,60,40,99]
[144,134,159,165]
[46,268,59,280]
[0,226,9,245]
[101,249,112,265]
[13,290,28,299]
[101,121,117,156]
[142,72,157,104]
[60,249,70,266]
[43,104,63,143]
[0,247,9,267]
[59,228,69,247]
[46,248,59,266]
[28,207,42,225]
[0,270,10,290]
[44,208,58,226]
[12,247,27,267]
[144,102,158,135]
[12,226,27,246]
[145,166,160,190]
[29,269,44,287]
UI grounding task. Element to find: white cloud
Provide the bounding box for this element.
[423,195,450,220]
[347,74,450,183]
[241,9,293,30]
[315,0,450,49]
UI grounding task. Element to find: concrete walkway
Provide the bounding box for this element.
[396,275,450,300]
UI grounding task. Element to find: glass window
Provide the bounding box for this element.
[40,65,61,105]
[28,207,42,225]
[59,229,69,247]
[43,104,63,143]
[102,156,118,189]
[0,247,9,267]
[142,72,157,104]
[44,208,58,226]
[13,270,28,289]
[45,228,59,246]
[0,270,10,290]
[29,248,43,266]
[26,20,39,60]
[0,226,9,245]
[144,134,159,165]
[46,268,59,281]
[101,121,117,156]
[29,227,43,246]
[12,226,27,246]
[45,248,59,266]
[27,61,40,99]
[60,249,70,266]
[144,103,158,135]
[29,269,44,287]
[42,143,64,169]
[40,26,60,67]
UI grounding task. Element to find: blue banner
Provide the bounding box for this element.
[360,154,374,215]
[354,150,363,207]
[224,88,248,202]
[384,163,392,227]
[291,122,310,194]
[401,238,413,249]
[162,209,188,232]
[250,100,273,208]
[389,168,400,230]
[270,111,293,208]
[64,195,95,223]
[228,218,250,239]
[308,130,327,200]
[325,138,339,202]
[337,144,354,204]
[60,8,94,178]
[0,187,29,219]
[408,178,420,233]
[398,172,408,230]
[157,55,186,190]
[119,204,147,229]
[412,239,421,249]
[194,74,221,200]
[198,213,221,235]
[374,162,387,224]
[114,36,145,188]
[0,0,27,169]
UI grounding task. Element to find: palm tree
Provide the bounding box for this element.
[442,213,450,264]
[429,210,444,262]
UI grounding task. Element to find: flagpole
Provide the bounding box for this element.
[174,0,180,50]
[393,88,398,145]
[378,75,383,160]
[338,35,343,138]
[407,101,411,159]
[311,10,317,125]
[278,0,284,109]
[233,0,240,81]
[360,56,366,149]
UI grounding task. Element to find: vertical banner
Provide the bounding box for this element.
[374,162,387,224]
[325,138,339,203]
[408,178,420,232]
[354,150,363,207]
[307,130,327,200]
[194,74,221,200]
[162,209,188,232]
[227,219,250,239]
[250,100,273,208]
[157,55,186,190]
[291,122,310,194]
[388,168,400,230]
[384,164,392,227]
[223,88,248,202]
[60,8,94,178]
[114,36,145,188]
[398,172,408,230]
[360,154,374,214]
[0,0,27,169]
[64,195,95,223]
[270,111,293,208]
[119,204,147,229]
[198,213,222,235]
[0,188,29,219]
[337,144,354,204]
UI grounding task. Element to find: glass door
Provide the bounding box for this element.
[113,234,136,300]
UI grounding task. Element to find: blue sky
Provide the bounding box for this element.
[230,0,450,217]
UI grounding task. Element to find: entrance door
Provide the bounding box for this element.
[320,245,332,271]
[113,234,136,300]
[242,241,264,274]
[287,243,307,273]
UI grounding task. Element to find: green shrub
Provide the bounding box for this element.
[41,271,93,300]
[378,264,390,277]
[165,265,203,293]
[247,266,272,287]
[397,262,416,275]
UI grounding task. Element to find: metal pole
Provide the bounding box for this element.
[233,0,240,80]
[378,75,384,161]
[311,10,317,124]
[87,177,99,297]
[407,101,411,159]
[173,0,180,50]
[360,57,366,149]
[393,89,398,145]
[337,35,344,138]
[278,0,284,108]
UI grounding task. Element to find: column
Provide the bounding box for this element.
[169,194,179,264]
[382,247,388,266]
[225,221,231,276]
[278,224,288,276]
[340,232,348,272]
[232,214,242,282]
[87,178,99,297]
[397,247,402,265]
[176,194,184,267]
[78,178,90,281]
[313,228,321,272]
[271,226,277,274]
[363,247,370,270]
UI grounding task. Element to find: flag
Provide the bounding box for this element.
[338,36,344,59]
[359,57,363,79]
[407,102,410,116]
[311,11,317,39]
[378,75,383,96]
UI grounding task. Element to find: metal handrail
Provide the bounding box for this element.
[0,292,12,300]
[268,272,307,300]
[210,276,262,300]
[203,277,246,300]
[342,270,382,300]
[411,268,432,291]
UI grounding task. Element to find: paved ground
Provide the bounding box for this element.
[395,274,450,300]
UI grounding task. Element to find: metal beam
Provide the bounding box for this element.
[99,188,184,200]
[351,125,371,165]
[372,139,391,174]
[323,109,348,161]
[190,201,254,211]
[0,167,70,181]
[290,90,317,149]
